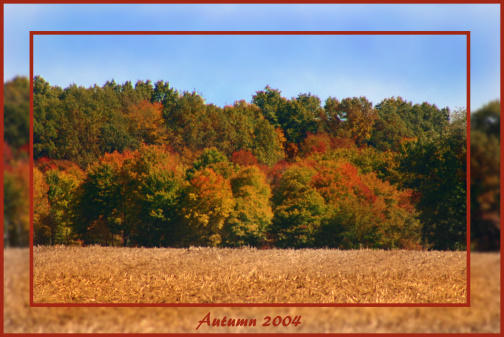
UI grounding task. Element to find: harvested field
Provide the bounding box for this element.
[32,246,466,304]
[5,248,499,333]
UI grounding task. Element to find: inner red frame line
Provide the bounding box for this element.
[29,30,471,308]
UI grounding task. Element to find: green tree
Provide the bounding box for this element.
[398,124,466,250]
[134,80,154,102]
[320,96,345,136]
[269,154,421,249]
[118,80,139,108]
[252,118,286,165]
[368,97,414,151]
[153,80,178,107]
[130,145,186,247]
[44,168,83,244]
[270,165,327,248]
[471,100,500,137]
[99,82,139,154]
[4,76,30,148]
[470,101,500,251]
[221,101,284,165]
[251,85,286,127]
[74,150,139,245]
[163,91,211,152]
[296,92,325,121]
[188,147,234,180]
[276,99,319,145]
[369,97,451,151]
[34,77,153,167]
[34,80,108,167]
[74,145,186,247]
[33,76,64,160]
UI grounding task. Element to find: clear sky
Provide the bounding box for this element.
[4,4,500,111]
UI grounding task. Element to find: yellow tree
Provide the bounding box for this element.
[33,167,50,244]
[43,166,84,245]
[180,168,235,246]
[323,96,377,146]
[126,100,166,144]
[222,166,273,247]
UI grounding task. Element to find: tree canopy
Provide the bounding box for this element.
[23,76,475,250]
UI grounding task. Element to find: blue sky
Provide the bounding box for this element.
[4,4,500,111]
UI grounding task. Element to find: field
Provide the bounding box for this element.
[5,248,499,333]
[32,246,467,304]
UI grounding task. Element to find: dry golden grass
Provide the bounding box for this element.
[33,246,467,304]
[5,248,499,333]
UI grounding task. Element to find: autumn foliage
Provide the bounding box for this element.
[28,78,469,250]
[181,168,235,247]
[270,157,421,249]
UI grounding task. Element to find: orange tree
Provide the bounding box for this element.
[126,100,167,145]
[270,156,421,249]
[231,149,258,167]
[180,167,235,247]
[4,150,30,246]
[313,159,421,249]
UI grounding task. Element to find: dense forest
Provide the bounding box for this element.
[26,76,468,250]
[5,76,498,250]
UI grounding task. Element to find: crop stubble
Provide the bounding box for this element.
[31,246,467,304]
[4,247,499,333]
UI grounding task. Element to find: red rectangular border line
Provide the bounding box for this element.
[466,30,471,308]
[0,2,5,328]
[31,30,469,36]
[500,1,503,331]
[30,302,469,308]
[29,30,35,308]
[30,30,471,308]
[4,0,504,4]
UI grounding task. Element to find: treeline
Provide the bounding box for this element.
[33,76,453,168]
[9,76,498,251]
[28,76,469,250]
